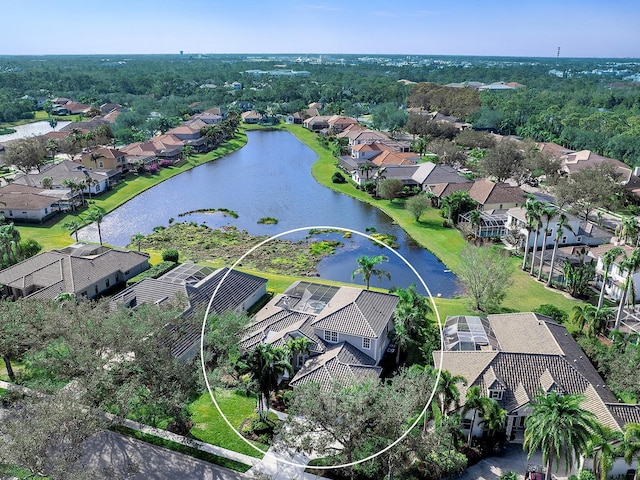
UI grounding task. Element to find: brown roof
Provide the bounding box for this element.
[469,179,526,206]
[437,312,627,430]
[0,184,59,210]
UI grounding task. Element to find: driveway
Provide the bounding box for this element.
[78,430,249,480]
[456,444,544,480]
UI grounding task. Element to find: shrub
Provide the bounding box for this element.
[331,171,346,184]
[535,304,568,323]
[161,249,179,263]
[126,261,177,285]
[148,163,158,174]
[159,159,172,168]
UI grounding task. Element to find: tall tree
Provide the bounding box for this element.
[351,254,390,290]
[524,391,598,478]
[522,197,540,271]
[462,385,489,447]
[458,244,514,312]
[597,247,623,309]
[537,206,556,280]
[242,343,292,422]
[441,190,477,226]
[85,206,106,245]
[378,177,404,202]
[615,249,640,330]
[480,139,525,183]
[529,201,545,276]
[63,219,81,242]
[2,136,47,173]
[131,232,145,252]
[405,193,431,221]
[585,425,622,480]
[0,222,21,268]
[547,212,573,287]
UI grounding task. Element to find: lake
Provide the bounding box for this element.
[79,130,461,297]
[0,120,72,142]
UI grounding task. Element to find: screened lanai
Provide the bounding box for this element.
[443,315,501,351]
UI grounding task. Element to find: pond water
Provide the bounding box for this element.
[79,130,461,297]
[0,120,72,142]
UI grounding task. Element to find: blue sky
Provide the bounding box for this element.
[2,0,638,58]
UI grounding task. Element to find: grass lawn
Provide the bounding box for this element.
[188,390,267,459]
[281,123,584,315]
[16,131,249,251]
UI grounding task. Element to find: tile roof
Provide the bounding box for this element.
[310,288,398,338]
[437,312,628,430]
[0,184,60,209]
[0,245,149,300]
[289,342,381,389]
[469,180,526,206]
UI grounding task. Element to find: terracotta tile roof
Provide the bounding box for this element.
[371,150,416,166]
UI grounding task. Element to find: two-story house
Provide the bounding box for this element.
[81,148,128,173]
[240,281,398,388]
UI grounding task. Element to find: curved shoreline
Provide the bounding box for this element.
[279,124,582,315]
[16,131,249,251]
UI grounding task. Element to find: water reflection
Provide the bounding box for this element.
[80,131,460,297]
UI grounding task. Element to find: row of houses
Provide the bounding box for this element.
[0,103,229,223]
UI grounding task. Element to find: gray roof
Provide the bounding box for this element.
[310,289,398,339]
[112,265,267,318]
[289,341,381,389]
[0,245,149,300]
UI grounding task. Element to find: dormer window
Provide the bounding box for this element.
[489,389,504,400]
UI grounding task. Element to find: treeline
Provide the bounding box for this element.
[469,83,640,164]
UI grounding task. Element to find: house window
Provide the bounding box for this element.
[489,389,504,400]
[105,278,110,288]
[324,330,338,343]
[362,338,371,349]
[99,161,104,168]
[577,236,582,242]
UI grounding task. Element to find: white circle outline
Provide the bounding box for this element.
[200,226,444,470]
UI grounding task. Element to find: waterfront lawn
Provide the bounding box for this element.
[188,390,267,459]
[16,131,249,250]
[283,123,583,315]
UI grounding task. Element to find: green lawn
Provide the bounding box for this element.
[188,390,267,459]
[281,123,584,316]
[16,131,249,251]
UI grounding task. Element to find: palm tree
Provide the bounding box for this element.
[621,216,639,246]
[285,337,310,369]
[351,254,390,290]
[63,220,81,242]
[571,304,614,338]
[181,145,195,163]
[85,206,106,245]
[547,213,573,287]
[61,178,86,211]
[244,344,292,422]
[524,391,597,478]
[529,201,544,276]
[615,249,640,330]
[480,399,507,449]
[131,233,145,252]
[586,425,622,480]
[522,198,541,271]
[462,385,489,447]
[0,223,21,268]
[537,206,556,281]
[597,247,623,309]
[41,176,53,190]
[436,369,467,416]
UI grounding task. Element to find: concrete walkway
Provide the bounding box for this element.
[456,444,545,480]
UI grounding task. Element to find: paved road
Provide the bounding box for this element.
[78,430,250,480]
